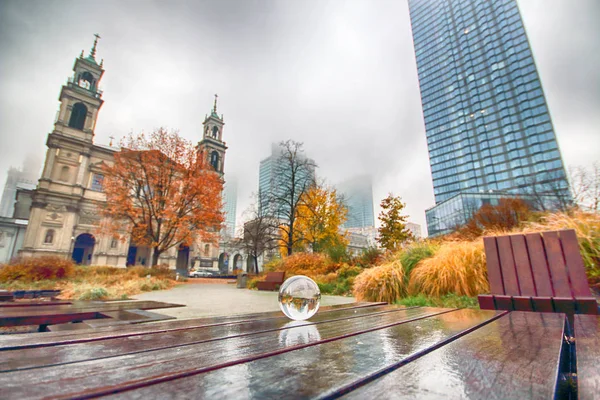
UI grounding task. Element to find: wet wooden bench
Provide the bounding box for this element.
[256,271,285,291]
[478,229,598,316]
[1,302,597,399]
[0,300,184,331]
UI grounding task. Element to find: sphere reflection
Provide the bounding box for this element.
[278,276,321,320]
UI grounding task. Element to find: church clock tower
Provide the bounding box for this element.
[197,95,227,177]
[20,35,113,262]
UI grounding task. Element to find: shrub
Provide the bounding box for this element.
[398,242,438,281]
[352,260,405,303]
[337,264,362,279]
[408,241,489,297]
[354,247,383,268]
[317,282,335,294]
[271,253,338,277]
[326,244,350,263]
[79,287,109,300]
[0,256,75,282]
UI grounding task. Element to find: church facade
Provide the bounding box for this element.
[18,37,232,273]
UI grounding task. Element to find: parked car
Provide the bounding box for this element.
[189,269,216,278]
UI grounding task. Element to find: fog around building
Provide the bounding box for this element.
[0,0,598,234]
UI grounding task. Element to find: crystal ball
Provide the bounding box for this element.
[278,275,321,321]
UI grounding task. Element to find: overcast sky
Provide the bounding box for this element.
[0,0,598,235]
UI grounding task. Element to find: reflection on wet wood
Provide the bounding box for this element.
[0,305,595,400]
[575,314,600,400]
[342,312,565,400]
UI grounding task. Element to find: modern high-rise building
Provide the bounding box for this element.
[222,177,237,238]
[0,155,41,218]
[258,143,316,218]
[337,176,375,229]
[408,0,570,236]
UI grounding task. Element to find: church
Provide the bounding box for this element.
[16,36,235,273]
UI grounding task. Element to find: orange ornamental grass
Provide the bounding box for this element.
[352,260,405,303]
[408,240,489,297]
[101,128,224,266]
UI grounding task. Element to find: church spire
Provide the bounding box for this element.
[89,33,101,61]
[213,94,218,113]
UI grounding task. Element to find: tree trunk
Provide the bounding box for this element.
[152,248,161,266]
[253,255,259,274]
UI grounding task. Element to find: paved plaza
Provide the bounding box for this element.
[133,282,356,319]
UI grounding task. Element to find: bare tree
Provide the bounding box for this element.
[522,171,573,212]
[240,192,280,274]
[268,140,316,256]
[569,162,600,213]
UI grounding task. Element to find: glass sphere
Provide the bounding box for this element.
[278,275,321,321]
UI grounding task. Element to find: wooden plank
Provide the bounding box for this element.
[112,309,503,399]
[0,307,453,398]
[493,295,514,311]
[0,301,184,327]
[512,296,534,312]
[510,234,536,296]
[483,236,505,294]
[496,236,520,295]
[525,233,554,297]
[477,294,495,310]
[542,231,572,298]
[0,302,387,351]
[1,305,416,371]
[574,314,600,400]
[340,312,565,400]
[559,229,594,297]
[575,298,598,315]
[532,297,554,313]
[0,301,72,308]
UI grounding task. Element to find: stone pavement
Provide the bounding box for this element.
[132,282,356,319]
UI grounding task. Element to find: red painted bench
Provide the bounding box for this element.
[478,229,598,315]
[256,272,285,291]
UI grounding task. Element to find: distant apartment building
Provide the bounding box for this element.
[337,176,375,229]
[408,0,570,236]
[0,155,40,218]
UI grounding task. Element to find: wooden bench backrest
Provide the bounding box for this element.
[484,229,593,298]
[264,272,285,283]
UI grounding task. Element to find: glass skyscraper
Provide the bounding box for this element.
[337,176,375,229]
[408,0,570,236]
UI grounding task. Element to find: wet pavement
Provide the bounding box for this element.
[132,283,356,319]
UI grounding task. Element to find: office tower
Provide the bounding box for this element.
[222,177,237,238]
[408,0,570,236]
[337,176,375,229]
[0,155,41,218]
[258,143,316,218]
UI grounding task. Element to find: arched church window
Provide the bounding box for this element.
[212,126,219,138]
[78,72,95,90]
[110,238,118,249]
[204,244,210,255]
[59,166,70,182]
[69,103,87,130]
[210,151,219,171]
[44,229,55,244]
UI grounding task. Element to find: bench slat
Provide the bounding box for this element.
[0,307,452,398]
[497,236,520,296]
[0,302,384,351]
[574,314,600,400]
[510,234,536,296]
[483,237,505,295]
[113,309,502,399]
[543,231,572,298]
[525,233,554,297]
[341,312,565,400]
[560,229,594,297]
[1,304,407,371]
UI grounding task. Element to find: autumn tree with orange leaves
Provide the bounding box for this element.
[294,183,348,253]
[101,128,224,266]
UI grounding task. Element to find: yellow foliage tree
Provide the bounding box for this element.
[293,184,348,253]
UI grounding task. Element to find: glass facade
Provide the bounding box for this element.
[408,0,570,236]
[337,176,375,229]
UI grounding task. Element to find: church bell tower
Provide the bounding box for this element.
[197,95,227,177]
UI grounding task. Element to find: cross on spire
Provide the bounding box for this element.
[90,33,101,60]
[213,94,218,113]
[109,135,115,147]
